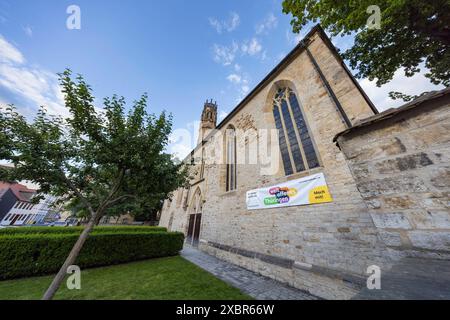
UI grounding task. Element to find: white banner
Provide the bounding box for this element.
[246,172,332,210]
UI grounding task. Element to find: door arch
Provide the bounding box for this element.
[187,188,202,246]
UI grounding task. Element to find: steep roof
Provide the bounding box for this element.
[333,87,450,142]
[0,181,36,202]
[184,24,376,161]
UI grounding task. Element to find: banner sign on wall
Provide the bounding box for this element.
[246,172,332,210]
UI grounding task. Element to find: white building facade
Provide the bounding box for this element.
[0,195,58,226]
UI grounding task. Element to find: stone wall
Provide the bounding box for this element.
[336,92,450,260]
[159,25,450,296]
[161,28,399,300]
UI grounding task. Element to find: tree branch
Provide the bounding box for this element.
[59,169,96,216]
[106,194,136,207]
[95,168,126,216]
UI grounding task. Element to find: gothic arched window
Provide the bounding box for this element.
[191,188,202,214]
[225,125,237,191]
[273,87,319,175]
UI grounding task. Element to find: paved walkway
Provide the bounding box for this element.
[182,246,450,300]
[354,257,450,300]
[181,246,319,300]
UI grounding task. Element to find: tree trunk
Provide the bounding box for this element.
[41,212,99,300]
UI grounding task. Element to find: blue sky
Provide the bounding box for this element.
[0,0,443,158]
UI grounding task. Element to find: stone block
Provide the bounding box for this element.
[382,195,418,210]
[357,175,428,198]
[409,231,450,251]
[375,152,433,174]
[370,212,412,229]
[407,211,450,229]
[429,167,450,188]
[405,124,450,148]
[378,230,403,247]
[345,137,407,162]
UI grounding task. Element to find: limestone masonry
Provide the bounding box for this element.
[159,25,450,299]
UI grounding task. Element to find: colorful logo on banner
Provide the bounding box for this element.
[263,186,298,206]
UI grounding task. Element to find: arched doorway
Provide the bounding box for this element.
[187,188,202,246]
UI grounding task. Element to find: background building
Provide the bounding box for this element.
[0,182,61,226]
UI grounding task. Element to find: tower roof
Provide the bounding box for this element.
[203,99,217,110]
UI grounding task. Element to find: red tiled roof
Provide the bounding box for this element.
[0,182,37,202]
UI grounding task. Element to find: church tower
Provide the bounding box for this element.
[198,99,217,144]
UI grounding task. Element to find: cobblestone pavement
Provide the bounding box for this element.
[354,257,450,300]
[181,246,319,300]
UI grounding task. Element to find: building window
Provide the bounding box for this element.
[225,125,237,191]
[183,187,190,209]
[273,87,320,175]
[176,188,184,207]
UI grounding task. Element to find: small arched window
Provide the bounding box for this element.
[176,188,184,207]
[225,125,237,191]
[273,87,319,175]
[191,188,202,214]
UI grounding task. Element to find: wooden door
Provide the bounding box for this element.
[193,214,202,246]
[187,214,195,242]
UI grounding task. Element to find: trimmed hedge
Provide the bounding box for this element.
[0,226,167,235]
[0,231,184,280]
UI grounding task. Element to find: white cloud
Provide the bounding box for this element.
[0,34,25,64]
[209,18,222,34]
[227,73,241,84]
[218,110,228,122]
[168,120,199,160]
[225,68,251,102]
[241,38,262,56]
[209,12,240,34]
[286,29,304,46]
[23,26,33,37]
[237,78,250,101]
[212,38,265,67]
[359,67,445,112]
[261,50,268,61]
[241,79,250,94]
[256,13,278,35]
[212,42,239,66]
[0,34,67,118]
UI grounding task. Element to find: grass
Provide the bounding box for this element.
[0,256,252,300]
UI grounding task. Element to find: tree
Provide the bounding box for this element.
[282,0,450,91]
[0,70,188,299]
[102,198,163,223]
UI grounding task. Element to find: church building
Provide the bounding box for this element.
[159,25,450,299]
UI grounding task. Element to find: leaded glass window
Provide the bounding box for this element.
[273,87,320,175]
[225,125,237,191]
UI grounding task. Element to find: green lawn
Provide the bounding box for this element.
[0,256,251,300]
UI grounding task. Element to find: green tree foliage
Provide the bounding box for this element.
[0,69,188,298]
[282,0,450,88]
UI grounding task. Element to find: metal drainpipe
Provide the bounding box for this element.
[305,46,352,128]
